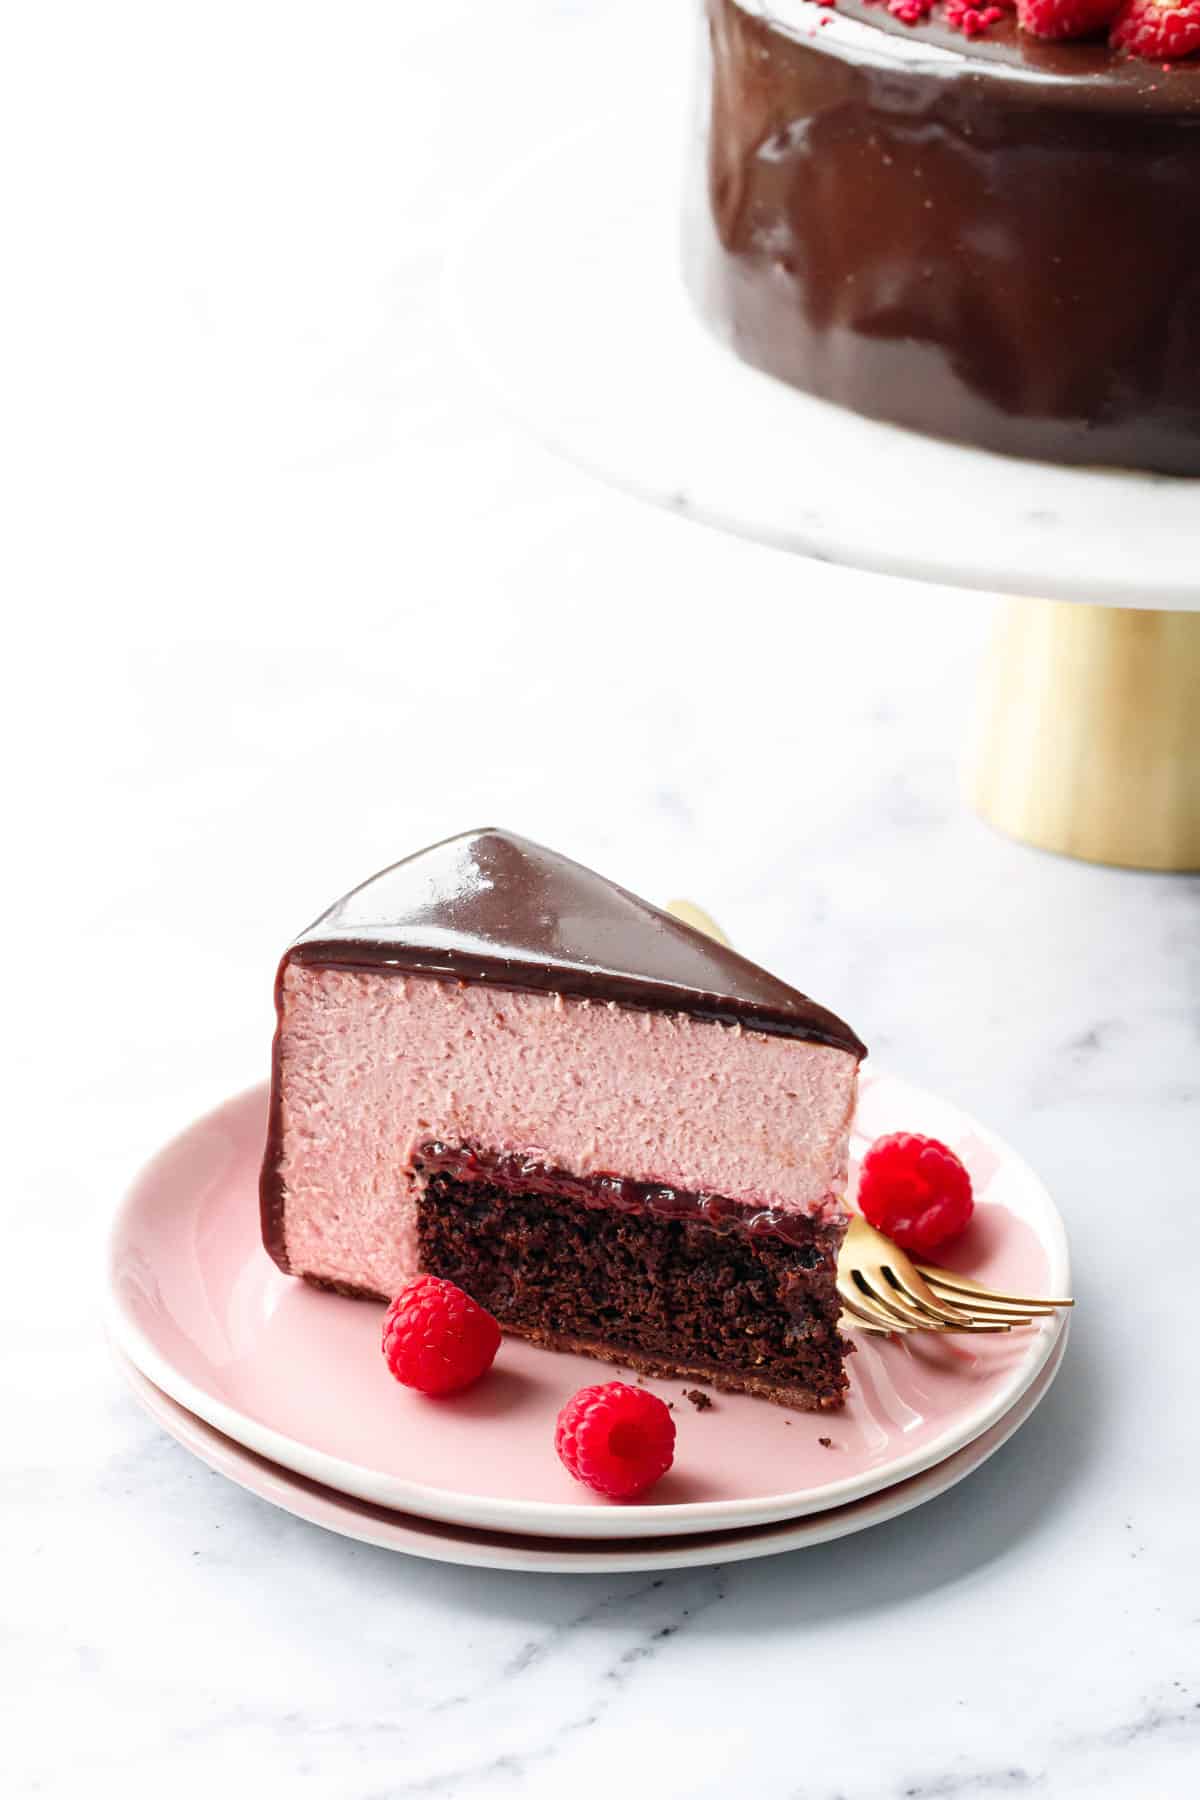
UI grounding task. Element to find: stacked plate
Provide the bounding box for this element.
[106,1075,1070,1574]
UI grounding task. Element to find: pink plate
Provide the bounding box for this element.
[106,1074,1070,1540]
[114,1331,1068,1573]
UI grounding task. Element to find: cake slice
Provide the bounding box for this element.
[261,829,866,1409]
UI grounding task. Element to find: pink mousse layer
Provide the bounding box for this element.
[273,966,858,1298]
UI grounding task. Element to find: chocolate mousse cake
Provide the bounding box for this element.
[261,830,866,1409]
[693,0,1200,474]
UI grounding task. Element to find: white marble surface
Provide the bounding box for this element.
[3,3,1197,1796]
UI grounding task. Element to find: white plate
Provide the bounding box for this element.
[114,1327,1068,1574]
[444,108,1199,609]
[106,1072,1070,1540]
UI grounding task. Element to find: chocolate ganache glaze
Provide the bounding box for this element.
[695,0,1200,474]
[277,827,865,1051]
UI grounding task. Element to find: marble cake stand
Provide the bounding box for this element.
[445,112,1200,872]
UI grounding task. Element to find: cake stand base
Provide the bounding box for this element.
[970,603,1200,871]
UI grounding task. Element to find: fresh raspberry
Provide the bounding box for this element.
[856,1133,974,1255]
[381,1275,501,1395]
[1017,0,1119,35]
[887,0,934,22]
[555,1382,676,1500]
[945,0,1009,32]
[1110,0,1200,56]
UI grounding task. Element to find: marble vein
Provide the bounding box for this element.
[381,1571,728,1796]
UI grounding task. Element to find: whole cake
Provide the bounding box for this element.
[261,829,866,1409]
[693,0,1200,473]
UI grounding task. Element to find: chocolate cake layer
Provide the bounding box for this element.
[696,0,1200,475]
[415,1150,852,1410]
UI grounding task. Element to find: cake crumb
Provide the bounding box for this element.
[818,1436,833,1448]
[683,1388,714,1412]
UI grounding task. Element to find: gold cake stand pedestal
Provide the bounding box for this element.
[970,602,1200,872]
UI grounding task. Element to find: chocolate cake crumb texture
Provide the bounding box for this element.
[417,1170,851,1410]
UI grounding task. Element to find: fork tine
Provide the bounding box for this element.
[922,1289,1054,1321]
[837,1277,915,1332]
[869,1240,1032,1328]
[853,1272,1015,1334]
[851,1271,933,1330]
[847,1293,926,1334]
[839,1296,909,1336]
[917,1266,1074,1309]
[859,1271,1019,1333]
[842,1273,1019,1334]
[880,1266,982,1327]
[884,1268,1040,1326]
[915,1314,1016,1334]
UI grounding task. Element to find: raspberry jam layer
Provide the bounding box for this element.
[416,1141,844,1248]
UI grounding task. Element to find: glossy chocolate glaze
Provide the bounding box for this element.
[279,828,864,1052]
[260,829,865,1269]
[416,1140,841,1249]
[696,0,1200,473]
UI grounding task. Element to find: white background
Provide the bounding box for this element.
[3,3,1197,1796]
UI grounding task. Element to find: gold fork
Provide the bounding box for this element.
[838,1211,1072,1336]
[665,898,1075,1336]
